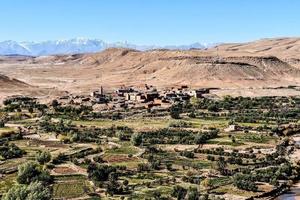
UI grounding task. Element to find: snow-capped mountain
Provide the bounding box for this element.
[0,38,217,56]
[21,38,107,56]
[0,40,31,55]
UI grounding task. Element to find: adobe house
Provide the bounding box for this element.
[224,124,242,132]
[145,92,159,102]
[124,92,145,102]
[145,102,161,109]
[178,85,189,91]
[91,86,104,97]
[116,87,135,96]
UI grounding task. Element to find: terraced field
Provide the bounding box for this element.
[1,95,300,199]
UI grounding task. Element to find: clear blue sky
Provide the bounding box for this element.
[1,0,299,45]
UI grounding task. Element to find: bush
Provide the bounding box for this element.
[172,185,187,199]
[2,181,51,200]
[0,142,25,159]
[87,163,117,182]
[52,153,68,164]
[180,150,194,158]
[134,128,219,145]
[0,120,4,128]
[233,173,258,192]
[169,120,192,128]
[187,187,199,200]
[137,163,151,172]
[36,150,51,165]
[170,104,182,119]
[208,104,219,112]
[17,161,52,185]
[131,133,143,146]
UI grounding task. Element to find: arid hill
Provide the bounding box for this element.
[0,38,300,99]
[0,73,66,103]
[0,74,30,88]
[209,37,300,68]
[0,74,31,102]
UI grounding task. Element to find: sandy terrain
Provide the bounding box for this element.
[1,37,300,100]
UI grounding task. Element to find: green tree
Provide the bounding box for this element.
[107,172,120,196]
[36,150,51,165]
[202,178,213,190]
[27,181,51,200]
[2,181,51,200]
[172,185,187,200]
[233,173,258,192]
[153,191,162,200]
[0,120,4,128]
[208,104,219,112]
[51,99,59,107]
[1,184,28,200]
[190,97,200,108]
[170,104,182,119]
[131,133,143,146]
[231,136,236,143]
[166,163,173,171]
[87,163,117,182]
[28,107,34,114]
[17,161,52,184]
[216,157,227,174]
[187,187,199,200]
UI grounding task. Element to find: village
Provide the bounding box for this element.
[57,84,214,111]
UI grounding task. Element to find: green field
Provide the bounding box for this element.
[52,175,93,199]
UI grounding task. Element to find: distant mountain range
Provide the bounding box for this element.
[0,38,217,56]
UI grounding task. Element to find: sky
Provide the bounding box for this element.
[0,0,299,45]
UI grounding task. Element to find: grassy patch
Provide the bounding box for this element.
[52,175,93,199]
[0,127,16,138]
[174,158,212,169]
[105,142,139,155]
[73,118,170,130]
[207,139,244,146]
[186,118,228,129]
[0,173,17,194]
[235,134,277,144]
[0,158,27,172]
[212,184,258,197]
[209,176,232,188]
[110,160,145,169]
[131,185,173,199]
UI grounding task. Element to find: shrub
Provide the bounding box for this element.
[169,120,192,128]
[131,133,143,146]
[170,104,182,119]
[2,181,51,200]
[17,161,52,185]
[36,150,51,165]
[0,120,4,128]
[87,163,117,182]
[233,173,258,192]
[180,150,194,158]
[172,185,187,199]
[0,142,25,159]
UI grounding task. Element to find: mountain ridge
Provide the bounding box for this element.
[0,38,216,56]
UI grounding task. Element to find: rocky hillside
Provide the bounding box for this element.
[41,47,300,87]
[209,37,300,68]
